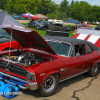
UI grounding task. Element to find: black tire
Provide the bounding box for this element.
[38,74,59,97]
[87,63,100,77]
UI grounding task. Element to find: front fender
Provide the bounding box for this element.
[39,71,60,88]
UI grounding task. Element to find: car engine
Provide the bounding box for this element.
[1,52,44,67]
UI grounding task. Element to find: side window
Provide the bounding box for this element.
[71,47,75,57]
[86,45,93,54]
[75,44,85,56]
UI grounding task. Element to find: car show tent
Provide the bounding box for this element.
[0,12,25,27]
[34,14,48,19]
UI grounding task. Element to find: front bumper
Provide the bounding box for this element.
[0,71,38,90]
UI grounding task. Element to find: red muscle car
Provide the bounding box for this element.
[0,25,100,97]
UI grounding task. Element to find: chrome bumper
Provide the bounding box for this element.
[0,71,38,90]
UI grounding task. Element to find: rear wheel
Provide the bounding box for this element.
[38,74,59,97]
[87,63,100,77]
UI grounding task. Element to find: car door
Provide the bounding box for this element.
[68,44,89,77]
[84,44,100,69]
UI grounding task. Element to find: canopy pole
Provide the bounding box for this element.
[7,30,12,66]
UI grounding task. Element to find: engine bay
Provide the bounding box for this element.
[0,51,45,67]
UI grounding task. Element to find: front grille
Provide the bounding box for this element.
[0,60,26,77]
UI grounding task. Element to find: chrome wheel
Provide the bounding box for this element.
[87,63,100,77]
[94,64,98,73]
[42,75,56,92]
[38,74,59,96]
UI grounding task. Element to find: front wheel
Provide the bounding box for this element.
[38,74,59,97]
[87,63,100,77]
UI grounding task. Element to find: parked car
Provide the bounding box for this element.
[12,14,19,19]
[92,21,99,25]
[55,20,63,25]
[35,21,53,30]
[95,25,100,30]
[45,25,70,37]
[0,25,100,97]
[27,19,38,27]
[75,24,89,29]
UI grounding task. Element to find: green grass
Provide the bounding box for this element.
[22,23,46,36]
[22,23,96,38]
[22,23,74,37]
[69,31,74,37]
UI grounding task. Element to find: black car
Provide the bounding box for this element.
[35,21,53,30]
[95,25,100,30]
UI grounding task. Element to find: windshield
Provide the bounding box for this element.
[47,41,70,56]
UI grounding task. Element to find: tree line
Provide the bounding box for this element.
[0,0,100,22]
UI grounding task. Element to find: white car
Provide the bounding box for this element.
[55,20,63,25]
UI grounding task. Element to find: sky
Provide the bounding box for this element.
[52,0,100,6]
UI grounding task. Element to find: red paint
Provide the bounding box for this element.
[0,25,100,91]
[84,35,91,40]
[72,33,80,38]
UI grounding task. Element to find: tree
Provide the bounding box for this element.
[58,0,69,19]
[90,6,100,22]
[71,0,74,5]
[69,1,91,21]
[4,0,42,15]
[36,0,51,15]
[46,1,58,19]
[59,0,69,12]
[4,0,15,14]
[0,0,7,9]
[80,2,91,21]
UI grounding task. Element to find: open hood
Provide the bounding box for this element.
[1,25,56,55]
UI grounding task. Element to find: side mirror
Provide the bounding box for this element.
[76,53,80,57]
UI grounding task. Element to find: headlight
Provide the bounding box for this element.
[26,72,35,81]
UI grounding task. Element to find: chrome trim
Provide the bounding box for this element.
[45,39,72,57]
[0,71,29,84]
[46,30,69,33]
[0,71,38,90]
[28,82,38,90]
[18,85,28,90]
[26,71,36,82]
[59,69,89,82]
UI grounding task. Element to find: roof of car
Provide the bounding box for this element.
[44,36,99,51]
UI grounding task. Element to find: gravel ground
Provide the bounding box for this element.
[0,74,100,100]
